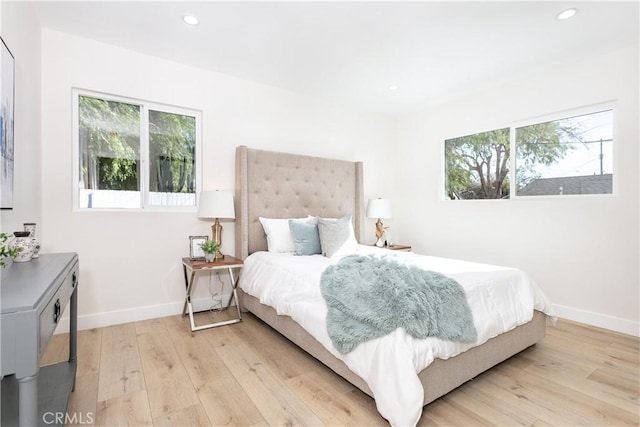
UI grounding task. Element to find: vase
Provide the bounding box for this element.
[384,229,393,247]
[205,253,215,262]
[23,222,41,258]
[9,232,36,262]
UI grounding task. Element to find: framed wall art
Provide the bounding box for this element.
[189,235,208,260]
[1,37,15,210]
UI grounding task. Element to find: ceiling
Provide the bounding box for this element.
[32,1,639,116]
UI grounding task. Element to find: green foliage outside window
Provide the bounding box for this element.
[445,128,511,200]
[78,94,198,208]
[79,96,140,191]
[149,110,196,194]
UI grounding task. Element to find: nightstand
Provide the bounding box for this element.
[181,255,243,331]
[369,244,412,252]
[387,244,411,252]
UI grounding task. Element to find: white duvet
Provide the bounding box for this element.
[239,246,553,426]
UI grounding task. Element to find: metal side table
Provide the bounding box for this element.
[181,255,243,331]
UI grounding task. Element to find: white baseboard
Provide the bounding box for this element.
[54,295,234,334]
[552,303,639,337]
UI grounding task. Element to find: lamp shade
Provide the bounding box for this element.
[197,190,235,219]
[366,198,392,219]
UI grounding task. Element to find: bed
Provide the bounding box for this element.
[234,145,551,426]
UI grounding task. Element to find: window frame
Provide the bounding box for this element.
[442,102,616,201]
[72,89,203,212]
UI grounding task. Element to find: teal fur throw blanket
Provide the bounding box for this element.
[320,255,478,354]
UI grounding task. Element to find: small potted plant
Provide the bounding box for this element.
[200,240,221,262]
[0,232,20,268]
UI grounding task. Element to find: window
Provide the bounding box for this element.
[444,106,614,200]
[445,128,511,200]
[515,110,613,196]
[74,91,201,209]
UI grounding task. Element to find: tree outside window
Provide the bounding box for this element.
[148,110,196,204]
[77,93,200,209]
[445,128,511,200]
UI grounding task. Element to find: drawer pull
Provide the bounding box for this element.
[53,299,61,323]
[72,272,77,287]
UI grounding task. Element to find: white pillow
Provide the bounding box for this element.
[259,216,311,253]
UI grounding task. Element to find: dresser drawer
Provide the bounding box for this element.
[38,263,78,358]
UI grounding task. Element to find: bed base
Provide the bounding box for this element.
[239,289,546,406]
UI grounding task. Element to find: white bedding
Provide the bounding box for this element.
[239,245,554,426]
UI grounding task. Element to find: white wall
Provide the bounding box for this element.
[0,2,41,234]
[394,44,639,335]
[40,29,396,330]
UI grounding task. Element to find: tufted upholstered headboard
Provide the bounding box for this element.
[235,145,364,260]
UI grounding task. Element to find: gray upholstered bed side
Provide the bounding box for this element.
[235,145,364,259]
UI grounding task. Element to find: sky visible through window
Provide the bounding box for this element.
[529,110,613,179]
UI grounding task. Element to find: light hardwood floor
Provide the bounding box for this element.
[42,311,639,426]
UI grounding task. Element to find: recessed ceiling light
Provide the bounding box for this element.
[388,85,399,91]
[183,15,200,25]
[556,8,578,21]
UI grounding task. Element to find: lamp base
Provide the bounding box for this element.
[375,218,385,241]
[212,219,225,259]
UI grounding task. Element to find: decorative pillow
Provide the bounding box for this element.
[289,217,321,256]
[259,216,310,253]
[318,214,358,257]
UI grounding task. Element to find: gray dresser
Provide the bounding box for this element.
[1,253,79,427]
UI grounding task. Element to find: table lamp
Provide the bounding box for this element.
[197,190,235,258]
[366,198,392,247]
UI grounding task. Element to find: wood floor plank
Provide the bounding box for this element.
[216,341,324,426]
[152,403,211,426]
[77,328,102,376]
[452,382,534,426]
[197,377,266,426]
[551,319,639,350]
[419,396,492,426]
[460,378,539,426]
[522,340,601,376]
[541,332,638,377]
[466,368,583,426]
[285,370,387,426]
[495,363,639,426]
[96,323,146,402]
[546,325,639,371]
[588,366,640,396]
[95,389,153,427]
[232,314,330,382]
[135,318,200,418]
[65,373,99,426]
[198,312,242,349]
[161,315,235,392]
[532,418,555,426]
[520,351,639,414]
[160,314,265,425]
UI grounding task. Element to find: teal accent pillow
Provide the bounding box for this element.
[288,217,321,255]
